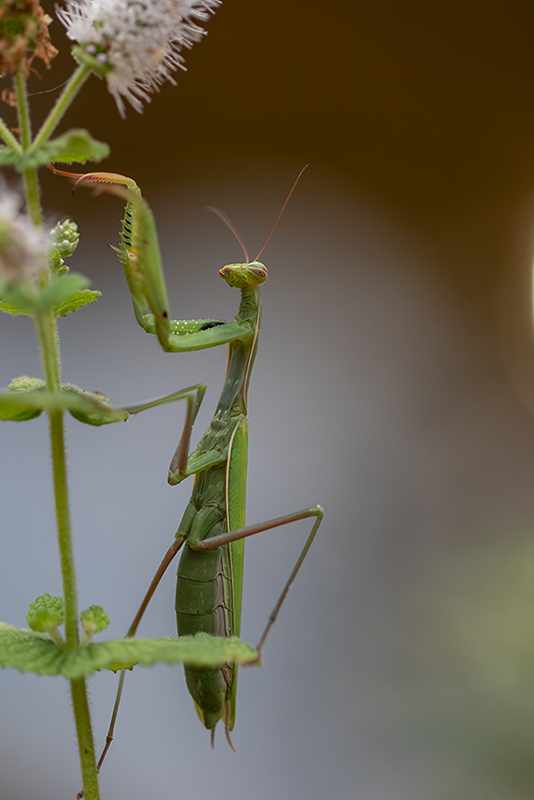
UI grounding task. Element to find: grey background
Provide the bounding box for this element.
[3,2,534,798]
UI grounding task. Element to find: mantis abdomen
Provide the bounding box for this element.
[175,464,239,730]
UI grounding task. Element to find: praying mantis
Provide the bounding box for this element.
[51,164,323,756]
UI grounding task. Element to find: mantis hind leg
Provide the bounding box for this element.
[190,504,324,658]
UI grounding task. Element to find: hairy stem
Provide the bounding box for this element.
[71,678,101,800]
[15,69,101,800]
[32,63,92,150]
[48,410,77,643]
[0,115,22,152]
[14,72,42,227]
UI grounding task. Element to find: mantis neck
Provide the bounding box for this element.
[215,288,262,418]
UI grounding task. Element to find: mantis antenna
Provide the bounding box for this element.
[206,206,249,263]
[255,164,308,261]
[207,165,308,264]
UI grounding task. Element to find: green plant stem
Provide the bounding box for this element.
[22,165,42,227]
[49,411,100,799]
[14,71,31,151]
[32,63,92,151]
[16,69,101,800]
[0,115,22,153]
[71,678,101,800]
[14,72,42,227]
[49,409,77,644]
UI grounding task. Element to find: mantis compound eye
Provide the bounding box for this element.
[250,266,268,280]
[219,262,268,289]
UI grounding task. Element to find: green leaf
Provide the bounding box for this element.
[0,378,129,424]
[0,129,110,171]
[35,273,90,314]
[54,289,100,316]
[0,626,257,679]
[0,624,64,674]
[0,283,37,317]
[0,376,46,420]
[43,129,110,166]
[0,147,18,166]
[61,385,130,425]
[0,299,32,316]
[0,379,197,427]
[0,389,106,421]
[0,273,100,318]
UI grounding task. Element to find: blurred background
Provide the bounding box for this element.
[3,1,534,798]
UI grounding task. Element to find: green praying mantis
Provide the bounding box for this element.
[50,164,323,759]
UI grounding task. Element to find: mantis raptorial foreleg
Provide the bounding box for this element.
[49,165,174,347]
[49,164,246,352]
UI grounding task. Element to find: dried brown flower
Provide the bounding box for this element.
[0,0,58,77]
[1,87,16,106]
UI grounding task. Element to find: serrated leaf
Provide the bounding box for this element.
[0,276,100,318]
[0,626,257,679]
[35,273,90,314]
[0,624,64,673]
[0,299,33,316]
[0,283,37,316]
[0,274,96,318]
[0,130,110,172]
[0,147,18,166]
[55,289,101,316]
[44,129,110,166]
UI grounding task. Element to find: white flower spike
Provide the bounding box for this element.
[0,186,48,286]
[56,0,221,116]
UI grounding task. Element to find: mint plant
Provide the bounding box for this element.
[0,3,257,798]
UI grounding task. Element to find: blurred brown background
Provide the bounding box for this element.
[3,2,534,799]
[39,0,534,326]
[28,0,534,404]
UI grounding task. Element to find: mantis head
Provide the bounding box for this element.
[212,164,307,292]
[219,261,268,289]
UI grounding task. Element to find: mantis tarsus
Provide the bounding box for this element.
[51,164,323,759]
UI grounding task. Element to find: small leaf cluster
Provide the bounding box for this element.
[25,594,112,644]
[81,606,110,645]
[26,593,64,634]
[0,209,100,319]
[48,219,80,277]
[0,594,257,678]
[25,594,112,647]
